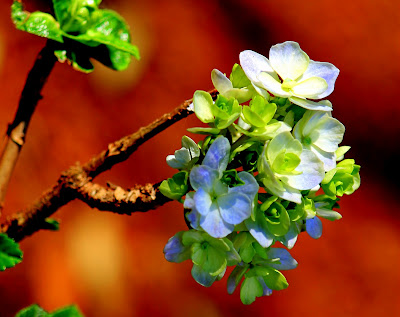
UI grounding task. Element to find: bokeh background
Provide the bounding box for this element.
[1,0,399,316]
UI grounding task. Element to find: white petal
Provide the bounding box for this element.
[282,149,325,190]
[310,117,345,152]
[289,97,332,111]
[258,72,291,97]
[211,69,233,94]
[239,50,278,85]
[269,41,309,80]
[310,145,336,172]
[297,60,339,99]
[292,77,328,98]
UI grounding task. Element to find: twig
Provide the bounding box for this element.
[0,41,57,211]
[0,89,218,241]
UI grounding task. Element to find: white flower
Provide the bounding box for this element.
[293,110,345,171]
[240,41,339,111]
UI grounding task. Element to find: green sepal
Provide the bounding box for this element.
[264,202,290,237]
[295,197,316,220]
[193,90,214,123]
[11,2,64,43]
[233,232,256,263]
[261,266,288,291]
[242,96,277,128]
[186,127,220,135]
[230,63,251,88]
[227,264,248,294]
[211,95,241,129]
[159,171,188,201]
[221,169,245,187]
[0,233,23,272]
[335,146,351,161]
[240,276,263,305]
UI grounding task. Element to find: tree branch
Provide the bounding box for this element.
[0,89,218,241]
[0,41,57,211]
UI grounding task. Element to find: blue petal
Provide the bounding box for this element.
[202,136,230,175]
[163,232,191,263]
[278,222,300,249]
[218,193,252,225]
[191,264,217,287]
[200,203,234,238]
[229,172,259,200]
[257,276,273,296]
[245,217,274,248]
[190,165,218,192]
[186,209,201,230]
[193,188,213,216]
[266,248,298,270]
[306,217,323,239]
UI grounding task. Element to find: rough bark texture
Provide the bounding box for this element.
[0,88,218,241]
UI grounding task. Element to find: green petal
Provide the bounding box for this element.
[193,90,215,123]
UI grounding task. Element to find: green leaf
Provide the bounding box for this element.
[0,234,23,271]
[11,2,64,43]
[240,276,263,305]
[51,305,84,317]
[15,304,84,317]
[43,218,60,231]
[186,127,220,135]
[15,304,48,317]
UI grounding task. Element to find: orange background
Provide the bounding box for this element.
[1,0,399,316]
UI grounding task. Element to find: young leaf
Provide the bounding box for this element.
[0,234,23,271]
[15,304,47,317]
[11,2,64,43]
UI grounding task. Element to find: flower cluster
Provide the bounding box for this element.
[161,41,360,304]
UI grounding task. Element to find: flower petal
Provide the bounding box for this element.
[239,50,278,85]
[306,217,323,239]
[292,77,328,98]
[191,264,217,287]
[163,232,192,263]
[278,222,300,249]
[229,171,259,199]
[190,165,219,192]
[310,145,336,172]
[218,193,252,225]
[269,41,309,80]
[211,69,233,94]
[297,60,339,99]
[266,248,298,270]
[202,136,230,174]
[245,217,274,248]
[310,117,345,152]
[281,149,325,190]
[200,203,234,238]
[289,96,333,111]
[258,72,291,97]
[193,187,213,216]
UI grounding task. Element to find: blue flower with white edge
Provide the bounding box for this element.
[293,110,345,171]
[257,131,325,204]
[186,136,259,238]
[240,41,339,111]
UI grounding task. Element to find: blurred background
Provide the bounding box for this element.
[0,0,399,316]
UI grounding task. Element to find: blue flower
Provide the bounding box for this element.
[185,136,259,238]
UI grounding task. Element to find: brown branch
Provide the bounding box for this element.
[0,41,57,211]
[76,181,171,215]
[0,89,218,241]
